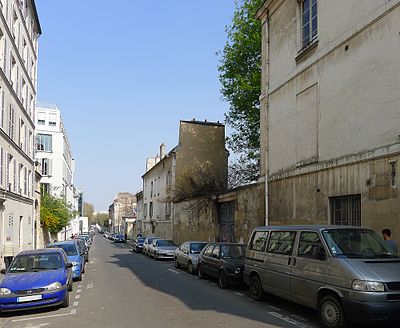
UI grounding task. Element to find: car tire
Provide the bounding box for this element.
[154,252,158,261]
[249,275,264,301]
[175,258,180,269]
[188,261,194,274]
[197,264,205,279]
[68,280,73,292]
[82,265,85,274]
[319,295,348,328]
[218,271,228,289]
[61,291,70,308]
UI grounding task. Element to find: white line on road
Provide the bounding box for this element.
[168,269,180,274]
[268,312,311,328]
[11,310,75,322]
[75,294,81,299]
[234,292,244,296]
[87,282,93,289]
[78,285,82,288]
[73,301,79,307]
[77,289,82,293]
[90,261,94,264]
[268,305,282,311]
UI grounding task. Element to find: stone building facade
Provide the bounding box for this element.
[257,1,400,241]
[0,0,41,267]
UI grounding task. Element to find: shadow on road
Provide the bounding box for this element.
[108,246,320,328]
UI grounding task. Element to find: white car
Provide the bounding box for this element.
[150,239,178,260]
[143,237,159,256]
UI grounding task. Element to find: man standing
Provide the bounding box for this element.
[382,229,398,254]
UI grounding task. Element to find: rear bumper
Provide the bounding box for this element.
[0,288,67,311]
[343,298,400,325]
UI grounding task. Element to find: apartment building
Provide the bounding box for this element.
[35,103,79,240]
[108,192,136,235]
[0,0,41,267]
[257,1,400,236]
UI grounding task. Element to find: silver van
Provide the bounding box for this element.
[244,225,400,328]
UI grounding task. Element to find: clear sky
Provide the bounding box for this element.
[35,1,236,211]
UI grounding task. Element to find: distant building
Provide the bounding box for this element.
[257,1,400,234]
[142,120,228,239]
[0,0,41,268]
[34,103,79,240]
[108,192,137,235]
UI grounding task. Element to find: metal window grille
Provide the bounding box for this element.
[302,0,317,47]
[330,194,361,226]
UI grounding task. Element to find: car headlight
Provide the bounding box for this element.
[0,288,11,295]
[46,282,63,291]
[234,267,241,274]
[72,262,80,266]
[352,280,385,292]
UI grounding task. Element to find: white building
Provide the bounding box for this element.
[0,0,41,268]
[257,0,400,234]
[35,103,79,241]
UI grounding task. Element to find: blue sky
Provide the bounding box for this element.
[35,1,236,211]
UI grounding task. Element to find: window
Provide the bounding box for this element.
[330,194,361,226]
[0,147,3,187]
[298,232,325,259]
[41,158,51,176]
[0,87,4,128]
[37,111,45,125]
[301,0,317,47]
[143,203,147,218]
[204,245,214,256]
[249,231,268,251]
[8,105,15,140]
[150,181,153,198]
[36,134,52,151]
[267,231,296,255]
[49,113,56,126]
[149,202,153,218]
[41,183,50,195]
[212,245,220,258]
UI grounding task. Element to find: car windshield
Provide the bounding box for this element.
[138,238,145,242]
[322,229,397,259]
[115,235,124,238]
[49,244,77,256]
[157,240,176,247]
[8,253,63,272]
[220,245,246,259]
[190,243,208,254]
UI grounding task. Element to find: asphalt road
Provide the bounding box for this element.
[0,235,322,328]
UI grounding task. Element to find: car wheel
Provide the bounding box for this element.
[218,271,228,289]
[61,291,70,308]
[249,275,264,301]
[319,295,348,328]
[82,265,85,274]
[154,252,158,261]
[68,280,73,292]
[197,264,205,279]
[175,258,180,269]
[188,261,194,274]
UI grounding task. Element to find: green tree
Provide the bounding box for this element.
[218,0,263,186]
[40,193,76,234]
[83,202,94,223]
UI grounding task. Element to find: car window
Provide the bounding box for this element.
[221,245,246,259]
[190,243,207,254]
[249,231,269,251]
[204,245,214,256]
[298,232,325,260]
[9,253,63,272]
[267,231,296,255]
[212,245,220,258]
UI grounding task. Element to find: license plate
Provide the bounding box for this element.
[17,295,42,303]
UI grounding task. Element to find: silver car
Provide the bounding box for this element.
[174,241,208,274]
[143,237,159,256]
[150,239,178,260]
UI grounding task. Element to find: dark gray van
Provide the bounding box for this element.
[244,225,400,328]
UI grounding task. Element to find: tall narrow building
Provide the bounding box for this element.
[0,0,41,268]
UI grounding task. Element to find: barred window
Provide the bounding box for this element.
[301,0,317,47]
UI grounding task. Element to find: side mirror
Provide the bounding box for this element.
[0,269,6,274]
[212,253,219,259]
[66,263,73,269]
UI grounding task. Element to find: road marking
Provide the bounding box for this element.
[234,292,244,296]
[168,269,180,274]
[268,312,311,328]
[11,310,75,322]
[77,289,82,293]
[268,305,281,311]
[87,282,94,289]
[90,261,94,264]
[73,301,79,307]
[75,294,81,299]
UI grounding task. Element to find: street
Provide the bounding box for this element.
[0,235,322,328]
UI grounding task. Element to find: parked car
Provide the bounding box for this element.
[150,239,178,260]
[244,225,400,328]
[113,234,125,243]
[47,240,85,281]
[132,236,146,253]
[76,239,89,263]
[197,242,246,289]
[174,241,208,274]
[143,237,159,256]
[77,235,91,249]
[104,232,110,239]
[0,248,72,312]
[107,233,115,241]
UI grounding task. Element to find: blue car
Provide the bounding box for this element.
[0,248,72,312]
[48,240,86,281]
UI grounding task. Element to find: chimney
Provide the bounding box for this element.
[160,143,166,160]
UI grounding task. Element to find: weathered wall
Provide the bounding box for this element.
[172,183,265,245]
[269,155,400,244]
